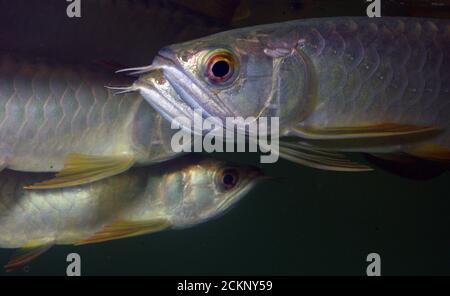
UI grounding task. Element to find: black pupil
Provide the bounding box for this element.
[211,60,230,78]
[223,174,235,186]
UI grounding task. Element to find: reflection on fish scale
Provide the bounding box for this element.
[0,157,263,271]
[308,19,448,128]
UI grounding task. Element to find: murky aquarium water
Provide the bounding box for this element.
[0,0,449,277]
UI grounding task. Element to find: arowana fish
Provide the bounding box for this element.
[127,17,450,175]
[0,52,179,189]
[0,156,262,271]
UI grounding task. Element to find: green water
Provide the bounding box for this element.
[1,0,449,275]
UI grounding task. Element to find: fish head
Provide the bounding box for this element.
[135,29,284,131]
[169,157,264,227]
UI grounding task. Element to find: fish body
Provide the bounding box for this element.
[0,52,178,187]
[0,156,260,249]
[134,17,450,171]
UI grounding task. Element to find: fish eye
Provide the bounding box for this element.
[218,168,239,190]
[211,60,230,78]
[204,50,237,85]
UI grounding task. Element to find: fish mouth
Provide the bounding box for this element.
[132,48,236,133]
[134,69,196,133]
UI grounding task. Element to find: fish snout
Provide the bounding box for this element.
[157,47,180,66]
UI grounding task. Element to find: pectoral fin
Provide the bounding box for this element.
[76,219,171,246]
[5,243,52,272]
[24,153,135,190]
[293,123,439,140]
[279,141,372,172]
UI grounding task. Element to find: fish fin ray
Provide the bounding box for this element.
[292,123,439,140]
[407,144,450,163]
[75,219,171,246]
[279,140,372,172]
[115,65,159,76]
[105,85,137,95]
[5,243,52,272]
[24,153,135,190]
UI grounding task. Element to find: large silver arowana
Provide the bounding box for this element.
[131,17,450,172]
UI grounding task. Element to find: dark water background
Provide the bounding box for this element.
[0,0,449,275]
